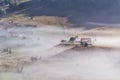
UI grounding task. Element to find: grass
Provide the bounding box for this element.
[2,14,69,27]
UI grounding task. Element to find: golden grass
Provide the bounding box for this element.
[2,14,69,27]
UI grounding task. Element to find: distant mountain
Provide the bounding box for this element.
[8,0,120,25]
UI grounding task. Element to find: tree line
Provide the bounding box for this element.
[0,0,21,16]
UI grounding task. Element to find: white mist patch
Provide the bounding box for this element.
[22,49,120,80]
[0,26,64,53]
[0,26,120,80]
[85,22,120,27]
[95,37,120,48]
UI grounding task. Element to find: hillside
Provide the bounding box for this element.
[1,1,120,80]
[2,0,120,27]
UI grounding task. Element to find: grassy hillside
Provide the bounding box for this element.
[2,0,120,27]
[3,14,69,26]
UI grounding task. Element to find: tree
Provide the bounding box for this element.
[0,8,6,16]
[7,0,20,8]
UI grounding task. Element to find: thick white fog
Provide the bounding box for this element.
[0,26,120,80]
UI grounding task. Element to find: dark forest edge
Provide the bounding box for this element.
[0,0,29,16]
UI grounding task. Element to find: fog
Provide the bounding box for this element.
[85,22,120,27]
[22,47,120,80]
[0,26,120,80]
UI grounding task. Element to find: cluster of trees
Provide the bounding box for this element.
[0,0,21,16]
[0,0,20,8]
